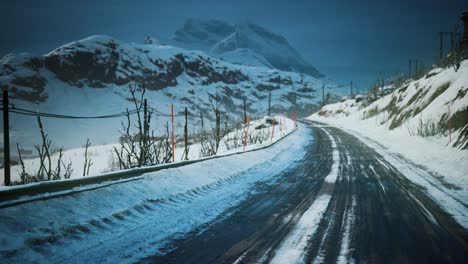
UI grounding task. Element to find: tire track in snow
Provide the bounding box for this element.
[269,128,340,264]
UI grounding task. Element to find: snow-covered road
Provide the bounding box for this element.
[151,122,468,263]
[1,123,467,263]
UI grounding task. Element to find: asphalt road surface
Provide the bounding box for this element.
[1,122,467,263]
[145,122,468,264]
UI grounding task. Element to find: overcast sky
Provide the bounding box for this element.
[1,0,467,90]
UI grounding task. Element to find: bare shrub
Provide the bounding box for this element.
[362,105,380,119]
[407,116,446,137]
[14,116,73,185]
[113,83,173,169]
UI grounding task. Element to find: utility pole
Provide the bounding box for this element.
[171,104,174,162]
[440,32,444,61]
[3,90,10,186]
[409,60,412,77]
[243,98,247,124]
[268,92,271,116]
[450,32,455,53]
[322,84,325,106]
[184,107,188,160]
[414,60,419,76]
[439,32,455,61]
[381,79,385,94]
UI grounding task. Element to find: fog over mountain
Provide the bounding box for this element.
[169,19,322,78]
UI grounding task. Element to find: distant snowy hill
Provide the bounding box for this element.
[170,19,322,77]
[0,35,331,149]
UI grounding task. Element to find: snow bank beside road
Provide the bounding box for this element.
[307,114,468,191]
[306,61,468,227]
[1,116,296,187]
[307,60,468,190]
[0,122,309,263]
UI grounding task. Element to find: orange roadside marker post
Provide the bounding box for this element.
[243,114,251,151]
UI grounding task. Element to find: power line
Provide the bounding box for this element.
[326,82,352,89]
[0,106,139,119]
[0,105,188,119]
[150,107,185,117]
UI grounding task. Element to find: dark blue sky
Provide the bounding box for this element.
[1,0,467,90]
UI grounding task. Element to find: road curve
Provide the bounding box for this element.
[146,122,468,264]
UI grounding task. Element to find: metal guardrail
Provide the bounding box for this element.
[0,127,298,207]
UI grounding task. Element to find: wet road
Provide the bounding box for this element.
[146,122,468,263]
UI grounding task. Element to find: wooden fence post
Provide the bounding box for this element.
[3,90,10,186]
[171,104,175,162]
[243,114,250,151]
[184,107,188,160]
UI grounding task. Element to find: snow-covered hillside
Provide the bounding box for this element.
[307,60,468,189]
[170,19,322,77]
[0,35,331,151]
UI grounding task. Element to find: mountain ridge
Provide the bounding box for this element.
[0,35,332,149]
[169,19,322,77]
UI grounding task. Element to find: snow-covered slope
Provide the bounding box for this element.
[310,60,468,149]
[170,19,322,77]
[0,35,328,150]
[218,48,273,68]
[307,60,468,192]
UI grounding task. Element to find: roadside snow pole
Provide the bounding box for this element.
[270,117,275,143]
[279,117,283,136]
[243,114,251,151]
[171,104,175,162]
[294,112,298,127]
[448,105,452,144]
[283,118,286,135]
[3,90,10,186]
[284,116,288,132]
[292,112,297,127]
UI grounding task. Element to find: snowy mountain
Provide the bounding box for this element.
[170,19,322,77]
[0,35,331,149]
[172,18,235,49]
